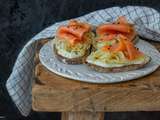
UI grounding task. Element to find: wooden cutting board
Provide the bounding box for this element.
[32,38,160,120]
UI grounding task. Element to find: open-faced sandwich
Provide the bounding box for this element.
[53,20,95,64]
[93,16,138,50]
[86,34,151,72]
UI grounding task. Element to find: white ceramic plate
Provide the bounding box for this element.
[39,39,160,83]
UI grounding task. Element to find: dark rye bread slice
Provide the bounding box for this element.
[54,45,91,64]
[86,57,151,73]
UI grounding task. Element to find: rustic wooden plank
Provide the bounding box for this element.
[32,81,160,112]
[32,38,160,112]
[61,112,104,120]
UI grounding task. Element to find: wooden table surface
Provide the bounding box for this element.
[32,38,160,120]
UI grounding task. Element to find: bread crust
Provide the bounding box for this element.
[54,45,91,64]
[86,57,151,73]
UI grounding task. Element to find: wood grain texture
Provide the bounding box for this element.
[32,38,160,112]
[61,112,104,120]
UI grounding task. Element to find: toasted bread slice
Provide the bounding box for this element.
[86,57,151,73]
[53,32,94,64]
[54,45,91,64]
[53,20,95,64]
[86,49,151,73]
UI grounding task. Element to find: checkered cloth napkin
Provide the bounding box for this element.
[6,6,160,116]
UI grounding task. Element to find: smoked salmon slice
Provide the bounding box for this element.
[124,40,143,60]
[121,27,137,41]
[58,32,79,45]
[57,26,87,40]
[98,34,117,41]
[56,20,91,45]
[96,16,137,42]
[102,34,143,60]
[97,24,131,35]
[110,39,126,52]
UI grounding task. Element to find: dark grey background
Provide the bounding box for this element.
[0,0,160,119]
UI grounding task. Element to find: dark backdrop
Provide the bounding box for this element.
[0,0,160,120]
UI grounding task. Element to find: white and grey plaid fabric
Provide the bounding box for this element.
[6,6,160,116]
